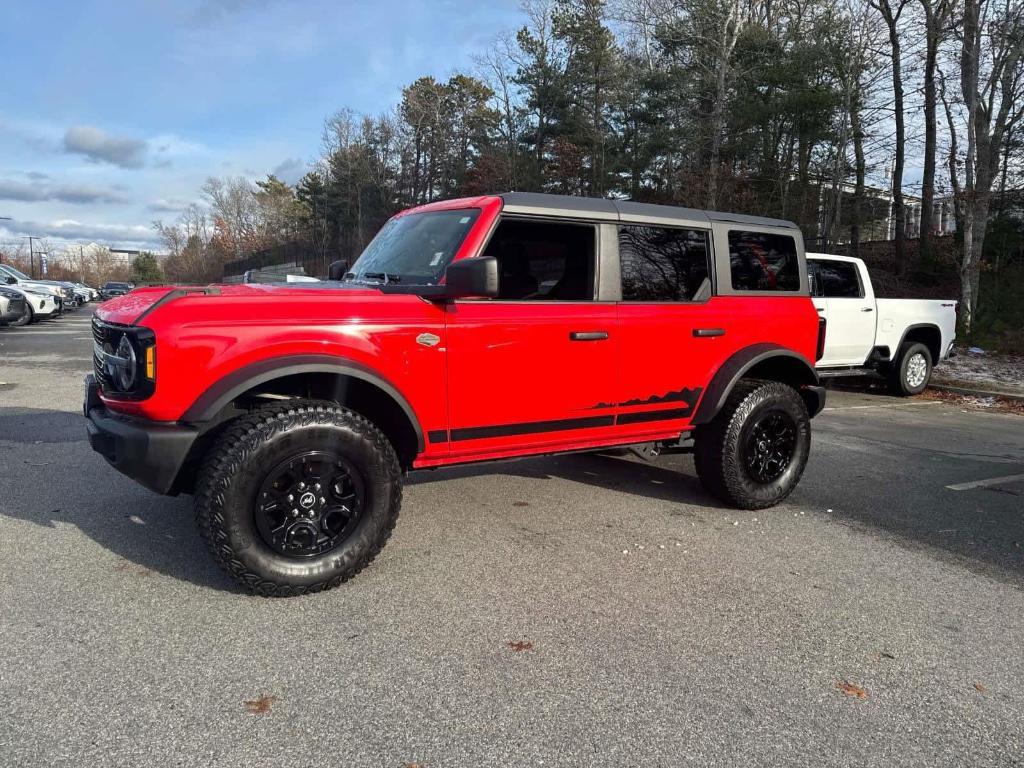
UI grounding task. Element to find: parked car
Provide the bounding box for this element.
[73,282,99,302]
[1,284,58,325]
[0,266,66,314]
[85,192,827,596]
[808,253,957,394]
[0,286,27,326]
[99,281,133,301]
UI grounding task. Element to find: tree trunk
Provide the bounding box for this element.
[918,0,948,267]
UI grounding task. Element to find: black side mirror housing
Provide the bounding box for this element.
[443,256,499,299]
[328,259,349,281]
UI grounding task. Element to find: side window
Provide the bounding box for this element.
[808,260,823,297]
[619,225,711,302]
[482,218,595,300]
[815,260,862,298]
[728,231,800,292]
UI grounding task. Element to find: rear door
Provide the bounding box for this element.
[442,217,619,460]
[810,257,876,366]
[614,222,723,435]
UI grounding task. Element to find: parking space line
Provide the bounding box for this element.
[945,473,1024,491]
[824,401,939,411]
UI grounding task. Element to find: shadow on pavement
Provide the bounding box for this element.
[1,408,237,593]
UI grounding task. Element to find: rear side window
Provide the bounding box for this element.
[728,231,800,292]
[812,260,862,298]
[619,226,711,301]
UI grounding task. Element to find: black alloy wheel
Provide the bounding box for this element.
[743,410,797,484]
[254,450,366,558]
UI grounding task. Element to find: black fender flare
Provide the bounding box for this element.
[692,344,822,424]
[894,323,942,362]
[181,354,425,452]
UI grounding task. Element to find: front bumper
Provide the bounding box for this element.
[84,374,198,495]
[802,384,827,418]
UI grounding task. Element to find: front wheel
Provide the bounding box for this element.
[694,379,811,510]
[195,401,403,597]
[11,304,32,326]
[888,342,932,396]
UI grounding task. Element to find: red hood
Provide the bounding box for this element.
[95,283,383,325]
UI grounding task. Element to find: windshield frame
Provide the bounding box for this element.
[345,208,483,287]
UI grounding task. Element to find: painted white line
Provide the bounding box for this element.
[824,401,940,411]
[946,473,1024,491]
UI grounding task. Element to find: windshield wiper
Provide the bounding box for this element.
[363,272,402,284]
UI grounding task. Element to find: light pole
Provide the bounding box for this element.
[23,236,43,278]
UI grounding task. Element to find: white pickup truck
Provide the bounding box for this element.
[807,253,957,395]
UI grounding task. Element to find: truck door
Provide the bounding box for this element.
[810,258,876,366]
[442,217,619,460]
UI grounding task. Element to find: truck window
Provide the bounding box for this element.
[814,260,862,298]
[482,218,595,300]
[618,225,710,302]
[727,231,800,292]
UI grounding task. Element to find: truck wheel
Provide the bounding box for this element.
[694,379,811,510]
[11,304,32,327]
[195,400,402,597]
[889,342,931,396]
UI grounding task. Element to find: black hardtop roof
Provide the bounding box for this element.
[498,191,798,230]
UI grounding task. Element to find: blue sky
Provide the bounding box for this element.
[0,0,523,251]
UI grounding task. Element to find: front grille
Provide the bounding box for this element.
[92,317,125,393]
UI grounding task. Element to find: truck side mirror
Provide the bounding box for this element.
[328,260,349,281]
[443,256,499,299]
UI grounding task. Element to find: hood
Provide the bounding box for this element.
[95,282,384,326]
[11,279,62,297]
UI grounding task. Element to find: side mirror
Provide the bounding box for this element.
[328,259,349,281]
[443,256,499,299]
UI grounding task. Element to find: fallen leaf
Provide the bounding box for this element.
[836,681,868,699]
[507,640,533,652]
[404,763,427,768]
[973,682,987,693]
[244,694,277,714]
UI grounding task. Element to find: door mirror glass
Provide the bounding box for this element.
[442,256,499,298]
[328,259,350,281]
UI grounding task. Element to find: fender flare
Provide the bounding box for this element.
[181,354,425,452]
[692,344,821,424]
[894,323,942,362]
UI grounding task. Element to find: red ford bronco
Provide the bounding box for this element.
[86,193,826,596]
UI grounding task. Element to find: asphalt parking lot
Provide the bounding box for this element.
[2,312,1023,768]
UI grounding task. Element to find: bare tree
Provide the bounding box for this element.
[871,0,912,274]
[918,0,953,263]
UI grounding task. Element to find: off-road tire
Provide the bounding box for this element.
[694,379,811,510]
[195,400,402,597]
[888,341,932,396]
[11,303,32,326]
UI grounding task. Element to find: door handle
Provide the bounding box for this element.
[861,307,874,312]
[816,307,825,313]
[693,328,726,337]
[569,331,608,341]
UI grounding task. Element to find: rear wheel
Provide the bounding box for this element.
[694,379,811,509]
[195,400,402,597]
[889,342,931,396]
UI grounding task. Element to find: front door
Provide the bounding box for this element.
[442,217,618,460]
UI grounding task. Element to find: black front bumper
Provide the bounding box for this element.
[84,374,198,495]
[802,384,827,417]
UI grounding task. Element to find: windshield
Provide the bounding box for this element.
[1,264,29,280]
[105,282,129,289]
[346,209,480,285]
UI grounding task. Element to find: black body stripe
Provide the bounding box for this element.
[615,407,693,425]
[434,405,695,444]
[449,415,614,442]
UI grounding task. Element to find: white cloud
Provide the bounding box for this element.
[1,218,160,248]
[0,178,129,204]
[272,157,306,184]
[63,125,148,169]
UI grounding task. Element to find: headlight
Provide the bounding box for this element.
[111,335,138,391]
[93,318,156,399]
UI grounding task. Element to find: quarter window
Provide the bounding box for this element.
[728,231,800,292]
[618,225,711,302]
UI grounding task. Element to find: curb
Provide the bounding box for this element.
[928,382,1024,402]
